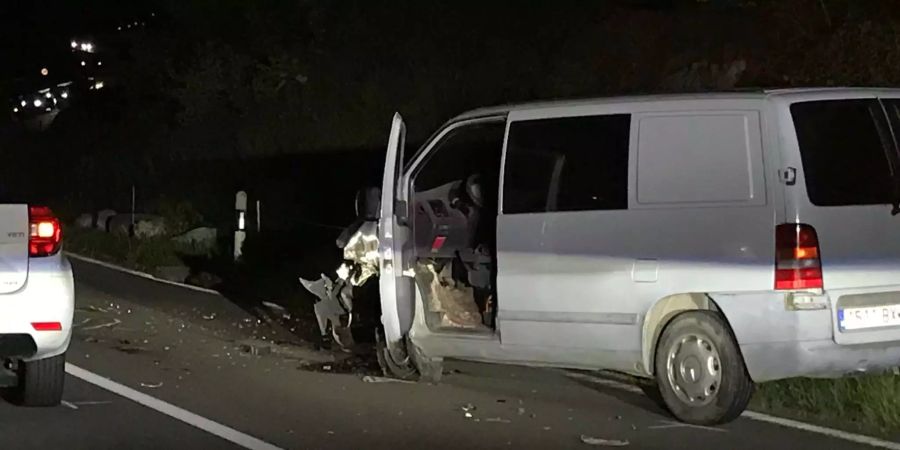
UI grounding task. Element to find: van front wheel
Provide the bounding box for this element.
[375,329,442,382]
[654,311,753,425]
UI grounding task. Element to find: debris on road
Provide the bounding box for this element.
[579,435,630,446]
[262,301,286,313]
[82,318,122,330]
[361,375,413,384]
[114,345,147,354]
[71,400,113,406]
[202,313,216,320]
[484,417,511,423]
[61,400,79,410]
[140,381,164,388]
[239,342,273,356]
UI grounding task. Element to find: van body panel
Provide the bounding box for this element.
[772,90,900,346]
[496,100,773,373]
[387,88,900,384]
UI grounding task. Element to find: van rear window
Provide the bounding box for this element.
[791,100,895,206]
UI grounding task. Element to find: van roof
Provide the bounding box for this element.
[450,87,900,122]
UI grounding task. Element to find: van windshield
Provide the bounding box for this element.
[791,99,897,207]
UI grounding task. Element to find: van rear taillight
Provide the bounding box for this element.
[29,206,61,257]
[775,223,823,290]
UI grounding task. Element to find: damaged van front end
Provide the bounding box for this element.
[299,220,380,350]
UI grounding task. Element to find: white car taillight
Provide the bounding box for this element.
[29,206,62,257]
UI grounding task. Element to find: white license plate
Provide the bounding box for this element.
[839,304,900,330]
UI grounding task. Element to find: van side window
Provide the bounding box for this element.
[503,114,631,214]
[414,121,506,193]
[792,100,894,206]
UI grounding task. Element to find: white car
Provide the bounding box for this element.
[0,205,73,406]
[370,88,900,424]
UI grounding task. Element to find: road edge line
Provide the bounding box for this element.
[65,363,284,450]
[65,252,221,295]
[565,371,900,450]
[740,411,900,450]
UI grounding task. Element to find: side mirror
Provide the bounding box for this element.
[356,187,381,221]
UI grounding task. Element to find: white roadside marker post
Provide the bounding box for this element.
[234,191,248,261]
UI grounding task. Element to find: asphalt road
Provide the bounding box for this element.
[1,257,895,450]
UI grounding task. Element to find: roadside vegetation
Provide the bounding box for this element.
[754,374,900,437]
[64,226,182,273]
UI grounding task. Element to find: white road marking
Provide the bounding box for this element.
[65,253,220,295]
[742,411,900,450]
[65,363,284,450]
[61,400,79,410]
[567,371,900,450]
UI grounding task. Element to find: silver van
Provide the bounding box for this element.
[369,88,900,425]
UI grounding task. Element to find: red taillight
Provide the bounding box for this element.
[31,322,62,331]
[431,235,447,253]
[775,223,823,290]
[29,206,61,257]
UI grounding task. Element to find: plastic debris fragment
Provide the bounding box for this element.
[579,435,630,446]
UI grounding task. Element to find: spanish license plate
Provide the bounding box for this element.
[839,304,900,331]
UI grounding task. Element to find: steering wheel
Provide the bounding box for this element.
[465,174,484,208]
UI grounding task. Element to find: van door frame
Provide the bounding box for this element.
[400,115,509,347]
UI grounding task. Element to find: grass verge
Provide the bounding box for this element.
[63,226,183,273]
[753,374,900,438]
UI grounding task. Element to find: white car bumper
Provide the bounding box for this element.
[0,254,74,361]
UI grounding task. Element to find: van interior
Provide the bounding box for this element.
[409,121,506,334]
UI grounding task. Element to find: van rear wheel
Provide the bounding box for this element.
[654,311,753,425]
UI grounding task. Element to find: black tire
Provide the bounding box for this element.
[375,328,416,380]
[653,311,753,425]
[408,339,443,383]
[374,328,442,382]
[639,381,666,410]
[16,353,65,407]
